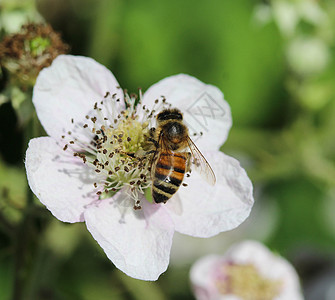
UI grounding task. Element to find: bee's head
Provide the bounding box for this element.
[156,108,183,123]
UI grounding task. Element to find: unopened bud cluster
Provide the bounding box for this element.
[0,23,69,87]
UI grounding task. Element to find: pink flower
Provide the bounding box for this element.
[25,55,254,280]
[190,240,304,300]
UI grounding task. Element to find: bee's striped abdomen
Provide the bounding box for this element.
[152,152,188,203]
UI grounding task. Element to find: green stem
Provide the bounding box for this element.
[12,104,40,300]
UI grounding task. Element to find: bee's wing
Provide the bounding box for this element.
[150,132,172,180]
[187,137,216,185]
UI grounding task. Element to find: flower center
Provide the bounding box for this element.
[214,262,283,300]
[62,91,166,209]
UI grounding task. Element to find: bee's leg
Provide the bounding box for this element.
[143,149,156,155]
[149,127,156,137]
[185,152,192,173]
[147,138,158,148]
[126,149,156,159]
[147,127,159,148]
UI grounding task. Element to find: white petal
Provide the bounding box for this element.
[84,192,175,281]
[142,74,232,151]
[225,241,304,300]
[25,137,102,223]
[33,55,124,141]
[190,255,225,300]
[164,151,253,237]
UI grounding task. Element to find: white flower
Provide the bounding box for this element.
[190,240,304,300]
[25,55,254,280]
[271,0,327,38]
[286,37,330,76]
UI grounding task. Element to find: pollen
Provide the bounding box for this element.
[61,90,168,208]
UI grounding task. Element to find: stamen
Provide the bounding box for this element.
[61,89,170,209]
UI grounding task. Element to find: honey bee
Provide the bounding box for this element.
[148,108,216,203]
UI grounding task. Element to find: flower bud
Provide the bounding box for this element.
[0,23,69,88]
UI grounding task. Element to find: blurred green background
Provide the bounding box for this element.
[1,0,335,299]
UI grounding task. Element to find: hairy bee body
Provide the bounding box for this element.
[152,152,189,203]
[149,108,215,204]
